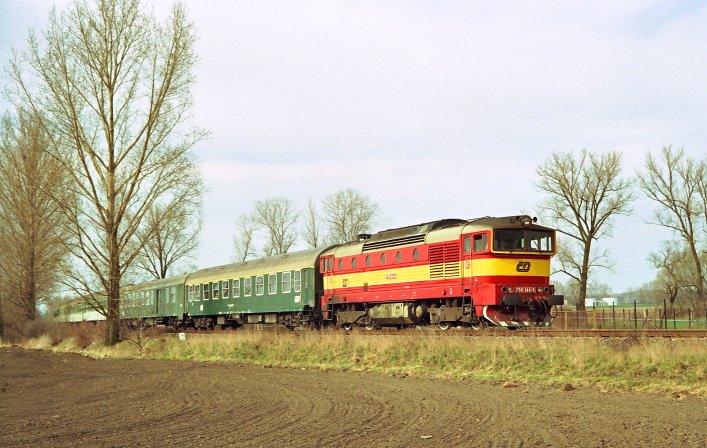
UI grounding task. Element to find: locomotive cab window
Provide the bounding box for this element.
[527,230,553,251]
[463,236,471,253]
[473,233,488,252]
[493,229,553,252]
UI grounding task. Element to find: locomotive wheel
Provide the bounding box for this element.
[437,322,451,331]
[341,322,354,331]
[365,322,377,331]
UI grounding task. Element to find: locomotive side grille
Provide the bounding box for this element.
[429,242,460,279]
[362,234,426,251]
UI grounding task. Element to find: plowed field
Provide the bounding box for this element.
[0,347,704,447]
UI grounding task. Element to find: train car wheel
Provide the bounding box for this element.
[437,322,451,331]
[341,322,353,331]
[365,323,377,331]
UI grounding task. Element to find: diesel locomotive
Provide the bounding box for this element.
[55,215,564,330]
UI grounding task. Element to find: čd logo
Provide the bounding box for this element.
[516,261,531,272]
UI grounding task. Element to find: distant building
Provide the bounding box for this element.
[585,297,617,307]
[601,297,617,306]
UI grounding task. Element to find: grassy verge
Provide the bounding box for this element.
[7,330,706,396]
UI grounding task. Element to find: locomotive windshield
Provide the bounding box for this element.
[493,229,553,252]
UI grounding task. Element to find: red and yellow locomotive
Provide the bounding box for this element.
[320,215,563,329]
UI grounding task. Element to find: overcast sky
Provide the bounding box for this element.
[1,1,706,293]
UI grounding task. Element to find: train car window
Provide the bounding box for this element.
[463,236,471,253]
[196,284,202,301]
[351,257,358,268]
[294,270,302,292]
[223,280,230,298]
[282,272,292,293]
[170,286,176,303]
[473,234,488,252]
[212,282,220,300]
[187,286,193,302]
[244,278,252,296]
[412,248,420,261]
[256,275,264,296]
[380,253,386,264]
[338,259,344,270]
[268,273,277,295]
[365,255,371,267]
[395,251,403,263]
[233,279,240,297]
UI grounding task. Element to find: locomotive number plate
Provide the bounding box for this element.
[511,286,537,294]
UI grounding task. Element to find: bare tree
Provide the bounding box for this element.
[233,213,258,262]
[10,0,205,345]
[253,197,298,256]
[321,189,378,244]
[135,199,202,280]
[537,150,633,310]
[638,147,705,307]
[302,198,321,248]
[0,111,71,322]
[649,241,688,310]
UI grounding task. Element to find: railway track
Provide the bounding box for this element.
[165,326,707,338]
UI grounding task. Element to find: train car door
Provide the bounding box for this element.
[461,233,473,290]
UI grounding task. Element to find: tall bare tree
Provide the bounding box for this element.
[321,189,378,244]
[10,0,205,344]
[302,198,321,248]
[537,150,633,310]
[233,213,258,262]
[649,241,688,310]
[254,197,298,256]
[135,199,202,280]
[638,147,705,307]
[0,111,71,322]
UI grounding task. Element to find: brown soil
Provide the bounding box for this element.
[0,347,705,448]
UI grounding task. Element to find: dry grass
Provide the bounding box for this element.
[14,329,707,395]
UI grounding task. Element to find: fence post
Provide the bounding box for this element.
[601,308,605,329]
[563,310,567,329]
[688,309,691,329]
[633,300,637,330]
[673,309,677,329]
[612,303,615,328]
[663,297,668,329]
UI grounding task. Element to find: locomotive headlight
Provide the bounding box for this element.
[542,287,550,294]
[501,286,509,293]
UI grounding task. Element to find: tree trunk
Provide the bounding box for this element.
[577,243,592,311]
[687,243,705,306]
[105,254,121,346]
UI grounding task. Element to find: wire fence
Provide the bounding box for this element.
[551,301,707,329]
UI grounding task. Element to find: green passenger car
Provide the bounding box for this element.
[120,274,188,326]
[184,248,326,328]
